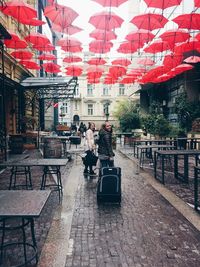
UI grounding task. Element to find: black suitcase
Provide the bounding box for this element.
[97,167,121,204]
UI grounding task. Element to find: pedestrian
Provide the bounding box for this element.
[98,121,115,167]
[78,122,85,137]
[84,122,96,175]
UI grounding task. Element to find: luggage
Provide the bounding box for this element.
[97,167,121,204]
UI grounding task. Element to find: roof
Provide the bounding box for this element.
[21,76,78,100]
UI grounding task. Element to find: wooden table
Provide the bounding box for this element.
[154,150,200,184]
[0,159,68,202]
[0,190,51,267]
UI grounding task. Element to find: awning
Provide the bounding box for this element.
[21,76,78,100]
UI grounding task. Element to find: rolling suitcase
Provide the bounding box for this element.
[97,167,121,204]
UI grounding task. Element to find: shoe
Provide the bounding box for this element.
[84,169,89,174]
[89,171,96,175]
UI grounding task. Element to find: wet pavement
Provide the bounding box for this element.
[1,144,200,266]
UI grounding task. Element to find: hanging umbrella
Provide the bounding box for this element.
[61,45,82,53]
[137,58,155,66]
[92,0,128,7]
[89,40,113,52]
[143,0,182,9]
[87,58,107,65]
[87,72,102,79]
[120,76,135,84]
[89,11,124,30]
[4,32,27,49]
[144,40,171,54]
[51,24,82,35]
[109,66,126,77]
[33,43,55,51]
[163,53,183,70]
[63,56,82,63]
[171,64,194,76]
[1,0,37,21]
[65,65,83,76]
[38,54,56,60]
[130,13,168,31]
[57,36,81,47]
[87,66,104,73]
[172,14,200,30]
[184,56,200,63]
[125,29,155,45]
[18,17,46,26]
[19,60,40,70]
[10,50,33,60]
[159,29,190,46]
[194,0,200,7]
[174,39,200,54]
[44,4,78,28]
[89,29,117,41]
[88,78,100,84]
[153,74,172,83]
[42,62,61,73]
[25,33,50,46]
[111,58,131,66]
[117,41,138,54]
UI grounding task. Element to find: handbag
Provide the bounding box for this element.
[91,152,98,166]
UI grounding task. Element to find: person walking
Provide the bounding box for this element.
[84,122,96,175]
[98,121,115,167]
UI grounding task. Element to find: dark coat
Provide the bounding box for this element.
[97,128,115,157]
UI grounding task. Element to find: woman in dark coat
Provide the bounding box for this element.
[97,121,115,167]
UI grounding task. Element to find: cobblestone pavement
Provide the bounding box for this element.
[65,151,200,267]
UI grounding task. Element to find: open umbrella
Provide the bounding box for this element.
[87,58,107,65]
[109,66,126,77]
[89,11,124,30]
[18,18,46,26]
[144,40,171,54]
[38,54,56,61]
[4,32,27,49]
[125,29,155,45]
[163,53,183,70]
[111,58,131,66]
[1,0,37,21]
[172,14,200,30]
[51,24,82,35]
[143,0,182,9]
[137,58,155,66]
[65,65,83,76]
[174,39,200,54]
[10,50,33,60]
[117,41,138,54]
[63,56,82,63]
[89,40,113,53]
[33,43,55,51]
[184,56,200,63]
[57,37,81,47]
[120,76,136,84]
[92,0,128,7]
[159,29,190,46]
[42,62,61,73]
[25,33,50,47]
[194,0,200,7]
[171,64,194,76]
[19,60,40,70]
[89,29,117,41]
[130,13,168,31]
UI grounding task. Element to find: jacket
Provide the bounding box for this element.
[97,128,114,158]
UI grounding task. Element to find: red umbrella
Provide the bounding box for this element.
[33,43,55,51]
[51,24,82,35]
[117,41,139,54]
[153,74,172,83]
[65,66,83,76]
[137,58,155,66]
[194,0,200,7]
[163,53,183,70]
[92,0,128,7]
[89,11,124,30]
[89,40,113,53]
[38,54,56,61]
[111,58,131,66]
[87,66,104,74]
[120,77,135,84]
[57,37,81,47]
[125,29,155,45]
[44,4,78,28]
[89,29,117,41]
[143,0,182,9]
[88,78,100,84]
[42,62,61,73]
[184,56,200,63]
[174,39,200,54]
[4,32,27,49]
[87,58,107,65]
[18,18,46,26]
[63,56,82,63]
[159,29,190,46]
[109,66,126,77]
[172,14,200,30]
[25,33,50,46]
[1,0,37,21]
[10,50,33,60]
[19,60,40,70]
[144,40,171,54]
[171,64,194,76]
[130,13,168,31]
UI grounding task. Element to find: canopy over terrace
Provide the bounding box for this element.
[20,76,78,100]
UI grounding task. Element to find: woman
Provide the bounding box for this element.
[84,122,96,174]
[98,121,115,167]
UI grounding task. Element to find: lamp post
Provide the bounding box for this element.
[104,101,110,122]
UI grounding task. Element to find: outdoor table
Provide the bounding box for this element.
[137,144,175,168]
[0,159,68,202]
[194,166,200,211]
[0,190,51,267]
[42,136,70,156]
[154,149,200,184]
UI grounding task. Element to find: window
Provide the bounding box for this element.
[62,102,68,113]
[87,84,93,96]
[103,86,109,95]
[88,104,93,115]
[103,103,109,115]
[75,84,79,96]
[74,100,78,110]
[119,84,125,95]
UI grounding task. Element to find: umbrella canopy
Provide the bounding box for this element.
[89,29,117,41]
[143,0,182,9]
[19,60,40,70]
[87,66,104,73]
[89,40,113,53]
[130,13,168,31]
[87,78,100,84]
[65,65,83,76]
[42,62,61,73]
[25,33,50,46]
[89,11,124,30]
[125,29,155,45]
[172,14,200,30]
[109,66,126,77]
[57,37,82,47]
[38,54,56,61]
[4,32,27,49]
[120,76,136,84]
[194,0,200,7]
[117,41,138,54]
[18,18,46,26]
[171,63,194,76]
[51,24,82,35]
[163,53,183,69]
[87,58,107,65]
[33,43,55,51]
[1,0,37,21]
[92,0,128,7]
[63,56,82,63]
[10,50,33,60]
[174,39,200,54]
[184,56,200,63]
[111,58,131,66]
[159,29,190,46]
[144,40,171,54]
[137,58,155,66]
